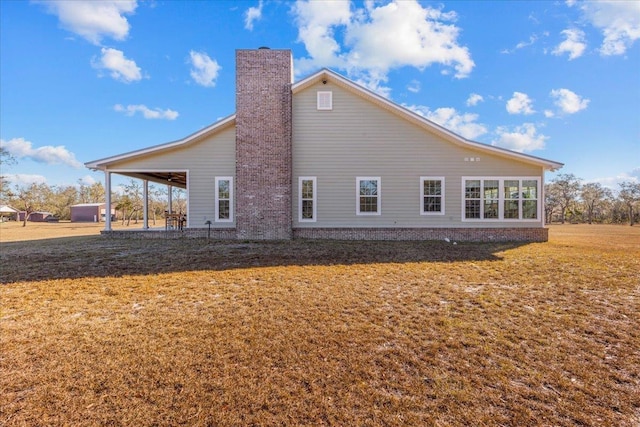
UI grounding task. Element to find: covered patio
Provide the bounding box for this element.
[103,170,188,232]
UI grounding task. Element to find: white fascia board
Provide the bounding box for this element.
[293,69,564,171]
[85,114,236,170]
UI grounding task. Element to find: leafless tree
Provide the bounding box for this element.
[0,147,17,202]
[551,173,582,224]
[581,182,612,224]
[618,181,640,226]
[13,183,50,227]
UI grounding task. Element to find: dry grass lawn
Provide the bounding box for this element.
[1,223,639,426]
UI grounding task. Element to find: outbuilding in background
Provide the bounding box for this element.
[70,203,115,222]
[18,211,56,222]
[0,205,19,222]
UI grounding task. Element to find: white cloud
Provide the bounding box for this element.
[501,33,546,54]
[292,0,474,94]
[466,93,484,106]
[552,28,587,60]
[36,0,137,45]
[189,51,221,87]
[544,110,555,118]
[92,48,143,83]
[0,138,82,168]
[550,88,590,114]
[592,169,640,190]
[114,104,179,120]
[516,34,538,50]
[245,1,264,30]
[292,0,351,69]
[492,123,548,152]
[4,174,48,187]
[406,105,488,140]
[506,92,535,115]
[572,0,640,56]
[407,80,421,93]
[78,175,98,186]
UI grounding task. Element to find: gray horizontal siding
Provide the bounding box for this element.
[292,81,543,228]
[108,126,236,228]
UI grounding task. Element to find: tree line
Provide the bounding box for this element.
[1,147,186,226]
[545,173,640,225]
[0,177,186,226]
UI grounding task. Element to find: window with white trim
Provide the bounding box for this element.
[465,179,481,219]
[420,177,445,215]
[463,177,539,221]
[484,179,499,219]
[299,177,317,222]
[215,177,233,222]
[522,180,539,219]
[317,91,332,110]
[504,180,520,219]
[357,177,381,215]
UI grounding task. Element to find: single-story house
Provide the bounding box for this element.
[70,203,115,222]
[86,48,563,242]
[0,205,19,221]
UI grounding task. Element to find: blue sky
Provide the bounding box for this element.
[1,0,639,191]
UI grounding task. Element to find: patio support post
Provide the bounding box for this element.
[143,179,149,229]
[168,184,173,214]
[541,173,545,227]
[105,171,112,231]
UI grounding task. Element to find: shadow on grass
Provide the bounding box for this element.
[0,235,531,283]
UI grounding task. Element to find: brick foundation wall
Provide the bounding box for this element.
[293,227,549,242]
[101,227,547,242]
[101,228,236,240]
[235,49,293,240]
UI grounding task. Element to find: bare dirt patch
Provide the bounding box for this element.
[1,225,639,426]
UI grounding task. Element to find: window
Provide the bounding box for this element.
[483,180,499,219]
[462,177,539,221]
[215,177,233,222]
[420,177,445,215]
[299,177,317,222]
[357,177,381,215]
[465,180,481,219]
[504,180,520,219]
[317,91,332,110]
[522,180,538,219]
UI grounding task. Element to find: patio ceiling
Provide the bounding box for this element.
[116,171,187,189]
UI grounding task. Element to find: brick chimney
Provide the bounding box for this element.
[235,48,293,240]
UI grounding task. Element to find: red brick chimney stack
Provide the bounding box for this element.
[235,48,293,240]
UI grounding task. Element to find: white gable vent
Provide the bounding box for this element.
[317,91,333,110]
